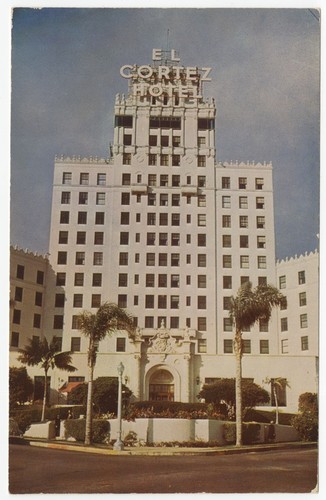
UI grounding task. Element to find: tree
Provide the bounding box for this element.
[18,336,76,421]
[77,302,135,446]
[198,378,269,420]
[264,377,290,424]
[229,282,285,446]
[292,392,318,441]
[9,367,34,410]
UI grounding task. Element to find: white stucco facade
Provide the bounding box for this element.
[9,49,319,413]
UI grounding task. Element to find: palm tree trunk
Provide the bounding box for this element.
[41,369,48,422]
[273,387,279,424]
[234,328,242,447]
[85,338,94,446]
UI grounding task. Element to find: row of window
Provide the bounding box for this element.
[118,294,207,310]
[281,337,309,353]
[60,211,105,224]
[279,292,307,309]
[55,272,102,287]
[121,172,207,187]
[62,172,106,186]
[59,231,104,245]
[12,309,42,328]
[14,287,43,306]
[15,265,44,284]
[222,339,270,354]
[119,252,208,267]
[223,235,266,249]
[222,317,268,332]
[147,135,207,149]
[119,273,206,288]
[57,251,103,266]
[222,255,268,269]
[279,271,306,288]
[121,212,206,226]
[222,177,264,190]
[222,196,265,209]
[61,191,106,205]
[222,215,266,228]
[280,314,308,331]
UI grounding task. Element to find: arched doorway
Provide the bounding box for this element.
[149,369,174,401]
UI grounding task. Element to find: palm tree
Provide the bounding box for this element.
[264,377,290,424]
[77,302,135,446]
[18,336,76,421]
[229,282,285,447]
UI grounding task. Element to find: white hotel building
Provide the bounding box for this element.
[10,49,318,411]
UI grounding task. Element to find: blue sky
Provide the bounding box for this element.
[10,7,320,260]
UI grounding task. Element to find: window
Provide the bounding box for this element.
[158,233,167,246]
[116,338,126,352]
[240,256,249,269]
[256,178,264,190]
[172,194,180,206]
[73,294,83,308]
[71,337,81,352]
[299,292,307,306]
[91,294,101,308]
[222,215,231,228]
[59,231,68,244]
[92,273,102,286]
[222,235,231,248]
[259,319,269,332]
[158,274,167,287]
[62,172,72,184]
[257,216,265,229]
[224,339,233,353]
[198,254,206,267]
[16,264,25,279]
[147,194,156,206]
[160,154,169,166]
[239,196,248,209]
[222,177,230,189]
[197,234,206,247]
[120,232,129,245]
[161,136,169,147]
[72,316,81,330]
[171,233,180,246]
[147,233,155,245]
[198,317,207,331]
[298,271,306,284]
[145,317,154,328]
[60,211,70,224]
[186,214,191,223]
[198,118,214,130]
[147,213,156,225]
[169,274,179,288]
[145,295,154,308]
[119,273,128,287]
[94,232,104,245]
[172,155,180,166]
[53,315,63,329]
[243,340,251,354]
[36,270,44,285]
[158,295,167,308]
[75,252,85,265]
[61,192,71,204]
[149,135,157,146]
[13,309,21,324]
[223,276,232,289]
[258,276,267,286]
[173,136,181,147]
[172,175,180,187]
[197,275,206,288]
[122,173,131,186]
[197,136,206,147]
[97,173,106,185]
[198,339,207,353]
[281,317,288,332]
[223,296,232,310]
[76,231,86,244]
[239,177,247,189]
[57,251,67,265]
[93,252,103,266]
[79,192,88,205]
[11,332,19,348]
[33,313,41,328]
[281,339,289,354]
[149,154,157,166]
[280,296,287,310]
[118,295,127,308]
[171,296,180,309]
[222,196,231,209]
[256,197,265,209]
[260,340,269,354]
[121,212,130,225]
[159,213,168,226]
[123,153,131,165]
[239,216,248,228]
[146,274,155,287]
[258,256,267,269]
[34,292,42,307]
[300,313,308,328]
[96,192,106,205]
[257,236,266,249]
[123,134,132,145]
[148,174,156,186]
[119,253,128,266]
[160,175,168,186]
[240,235,249,248]
[78,211,87,224]
[14,287,23,302]
[171,254,180,266]
[159,253,168,266]
[241,276,250,285]
[74,273,84,286]
[301,336,309,351]
[198,155,206,167]
[150,116,181,129]
[171,214,180,226]
[146,253,155,266]
[95,212,104,225]
[198,176,206,187]
[80,173,89,185]
[56,273,66,286]
[279,275,286,289]
[223,318,232,332]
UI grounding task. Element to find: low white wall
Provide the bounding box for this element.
[108,418,300,445]
[24,421,56,439]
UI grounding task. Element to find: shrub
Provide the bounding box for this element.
[223,422,261,445]
[125,401,224,420]
[291,392,318,442]
[64,418,110,443]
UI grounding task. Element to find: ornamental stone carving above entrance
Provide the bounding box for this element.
[147,320,177,355]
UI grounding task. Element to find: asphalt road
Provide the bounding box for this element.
[9,444,318,494]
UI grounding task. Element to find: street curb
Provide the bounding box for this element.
[13,438,317,457]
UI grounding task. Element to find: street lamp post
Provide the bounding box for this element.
[113,362,124,451]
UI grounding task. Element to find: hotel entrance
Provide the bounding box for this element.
[149,369,174,401]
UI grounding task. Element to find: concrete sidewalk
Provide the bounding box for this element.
[10,436,317,456]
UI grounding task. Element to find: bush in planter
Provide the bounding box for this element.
[64,418,110,443]
[125,401,224,420]
[223,422,261,445]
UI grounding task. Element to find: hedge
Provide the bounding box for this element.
[125,401,224,420]
[10,405,84,433]
[64,418,110,443]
